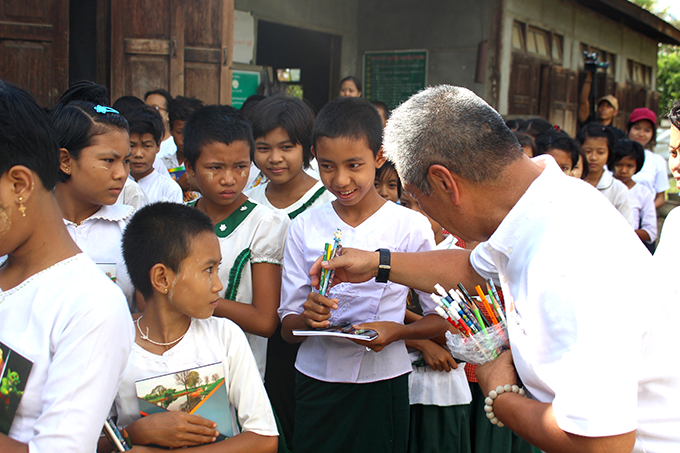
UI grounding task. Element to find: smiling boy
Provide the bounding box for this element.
[125,107,182,204]
[278,97,448,453]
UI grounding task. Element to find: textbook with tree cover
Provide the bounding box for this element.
[135,362,234,440]
[293,323,378,341]
[0,341,33,435]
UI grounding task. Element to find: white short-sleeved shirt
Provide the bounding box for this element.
[279,201,436,384]
[161,152,181,171]
[63,204,136,311]
[632,149,670,195]
[597,170,634,227]
[153,155,172,179]
[0,254,133,453]
[245,180,335,220]
[158,135,177,159]
[189,199,289,378]
[408,235,472,407]
[132,169,183,205]
[627,182,657,243]
[469,156,680,452]
[114,317,278,438]
[117,177,148,211]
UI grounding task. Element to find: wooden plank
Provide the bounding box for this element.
[170,0,184,97]
[185,47,220,63]
[109,0,126,102]
[0,22,53,41]
[51,0,68,105]
[220,0,233,105]
[124,38,170,55]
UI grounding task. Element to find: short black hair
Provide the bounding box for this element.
[0,80,60,190]
[112,95,145,117]
[577,123,616,168]
[250,94,315,168]
[183,104,255,168]
[375,160,401,199]
[340,76,362,93]
[125,106,165,146]
[518,117,553,138]
[168,96,204,129]
[534,130,580,170]
[370,100,390,118]
[57,80,109,107]
[506,119,527,131]
[611,139,645,174]
[312,97,383,156]
[514,131,536,156]
[50,100,130,182]
[144,88,173,108]
[670,100,680,130]
[122,202,214,298]
[239,94,267,121]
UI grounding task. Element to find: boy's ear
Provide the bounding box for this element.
[427,164,460,206]
[59,148,73,176]
[184,159,195,176]
[310,146,317,159]
[149,263,173,295]
[375,147,386,168]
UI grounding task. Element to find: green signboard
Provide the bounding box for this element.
[363,50,428,110]
[231,70,261,109]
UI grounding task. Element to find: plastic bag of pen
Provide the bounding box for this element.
[446,320,509,365]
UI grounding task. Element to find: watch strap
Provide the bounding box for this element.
[375,248,391,283]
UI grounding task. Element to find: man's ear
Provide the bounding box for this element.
[427,164,460,205]
[375,147,386,168]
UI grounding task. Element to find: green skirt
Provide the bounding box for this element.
[408,403,472,453]
[469,382,536,453]
[293,371,409,453]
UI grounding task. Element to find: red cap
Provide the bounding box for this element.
[628,108,657,127]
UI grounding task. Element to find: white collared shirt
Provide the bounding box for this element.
[132,169,183,205]
[63,204,136,311]
[280,201,436,384]
[632,149,670,195]
[246,180,335,219]
[597,170,634,227]
[470,156,680,451]
[116,177,148,210]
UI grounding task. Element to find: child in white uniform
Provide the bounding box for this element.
[245,94,334,448]
[279,97,448,453]
[124,107,182,204]
[112,202,277,452]
[183,105,289,379]
[51,100,137,310]
[0,81,133,453]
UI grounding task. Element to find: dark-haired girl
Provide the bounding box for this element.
[51,101,138,310]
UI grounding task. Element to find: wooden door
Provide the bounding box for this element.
[110,0,233,105]
[547,66,577,135]
[0,0,68,107]
[508,54,540,116]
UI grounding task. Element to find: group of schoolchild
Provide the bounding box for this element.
[509,98,668,254]
[1,75,498,453]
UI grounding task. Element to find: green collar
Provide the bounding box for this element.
[288,186,328,220]
[189,199,257,238]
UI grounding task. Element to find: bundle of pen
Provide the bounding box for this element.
[432,279,509,365]
[318,229,342,297]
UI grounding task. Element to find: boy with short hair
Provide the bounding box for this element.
[113,202,278,451]
[165,96,204,201]
[125,106,182,204]
[143,88,174,158]
[278,97,448,453]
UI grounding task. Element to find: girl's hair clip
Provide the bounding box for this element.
[553,124,561,132]
[94,105,119,115]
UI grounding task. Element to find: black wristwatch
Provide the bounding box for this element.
[375,248,391,283]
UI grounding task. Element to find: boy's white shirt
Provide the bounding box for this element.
[116,177,148,211]
[279,200,437,383]
[597,170,635,227]
[114,317,278,437]
[131,169,183,205]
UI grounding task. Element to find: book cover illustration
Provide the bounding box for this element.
[293,322,378,341]
[135,362,233,439]
[0,341,33,435]
[168,165,186,181]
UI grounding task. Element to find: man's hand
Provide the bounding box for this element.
[301,292,338,328]
[310,248,380,289]
[475,350,517,395]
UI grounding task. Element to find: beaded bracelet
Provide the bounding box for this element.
[483,384,526,427]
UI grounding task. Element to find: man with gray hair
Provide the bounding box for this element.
[314,85,679,452]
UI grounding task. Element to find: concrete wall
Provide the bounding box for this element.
[356,0,500,101]
[500,0,659,113]
[235,0,359,76]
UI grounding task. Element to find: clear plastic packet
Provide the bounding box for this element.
[445,320,509,365]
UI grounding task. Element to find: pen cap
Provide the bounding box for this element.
[434,283,449,298]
